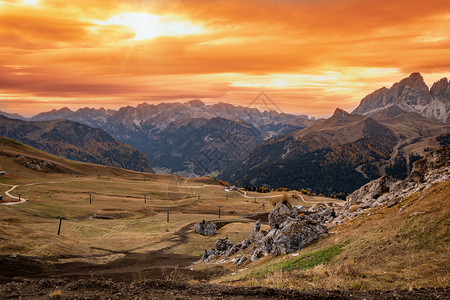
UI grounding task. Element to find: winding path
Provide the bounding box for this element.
[2,185,26,205]
[1,179,85,206]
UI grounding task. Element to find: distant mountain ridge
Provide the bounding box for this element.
[352,73,449,123]
[28,100,312,175]
[220,108,398,195]
[221,73,449,195]
[0,115,153,172]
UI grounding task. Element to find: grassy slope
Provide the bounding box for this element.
[0,137,338,259]
[214,180,449,290]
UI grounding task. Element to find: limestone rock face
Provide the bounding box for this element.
[352,73,449,123]
[201,203,328,265]
[194,221,217,236]
[345,148,450,218]
[268,202,298,229]
[407,148,450,183]
[346,175,400,209]
[250,220,261,239]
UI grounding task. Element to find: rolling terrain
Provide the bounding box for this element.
[0,137,338,283]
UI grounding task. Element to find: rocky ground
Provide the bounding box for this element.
[1,278,448,299]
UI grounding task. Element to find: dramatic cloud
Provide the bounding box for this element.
[0,0,449,117]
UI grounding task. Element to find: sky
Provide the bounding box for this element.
[0,0,449,118]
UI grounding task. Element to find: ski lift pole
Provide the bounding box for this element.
[56,216,67,235]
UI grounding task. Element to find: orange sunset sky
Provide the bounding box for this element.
[0,0,449,118]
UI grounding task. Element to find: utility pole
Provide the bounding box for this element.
[56,216,67,235]
[89,193,92,204]
[217,205,222,218]
[166,209,170,223]
[144,193,147,204]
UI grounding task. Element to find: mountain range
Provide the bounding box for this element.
[0,72,448,194]
[219,73,449,195]
[0,116,153,172]
[26,100,312,175]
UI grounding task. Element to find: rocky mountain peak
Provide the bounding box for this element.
[333,107,349,116]
[187,100,205,107]
[58,107,73,114]
[352,73,449,123]
[407,72,425,83]
[430,77,449,97]
[332,108,350,122]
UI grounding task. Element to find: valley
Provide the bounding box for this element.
[0,137,341,288]
[0,137,448,299]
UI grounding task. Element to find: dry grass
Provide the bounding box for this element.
[0,137,341,277]
[216,180,450,290]
[48,290,62,298]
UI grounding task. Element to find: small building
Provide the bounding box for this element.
[0,171,5,177]
[225,185,238,192]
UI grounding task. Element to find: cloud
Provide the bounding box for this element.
[0,0,449,116]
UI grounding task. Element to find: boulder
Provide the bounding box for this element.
[268,202,298,229]
[251,248,263,262]
[194,221,217,236]
[241,238,253,249]
[214,238,232,251]
[226,243,242,258]
[236,255,248,266]
[201,249,216,262]
[270,217,327,255]
[250,220,261,239]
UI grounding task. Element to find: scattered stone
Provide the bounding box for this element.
[225,243,242,258]
[236,256,248,266]
[241,239,253,250]
[214,238,232,252]
[409,211,427,217]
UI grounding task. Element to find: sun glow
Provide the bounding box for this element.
[95,12,204,40]
[22,0,38,6]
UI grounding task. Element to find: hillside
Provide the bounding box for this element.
[0,137,158,180]
[212,149,450,291]
[221,109,397,195]
[0,116,153,172]
[368,105,450,179]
